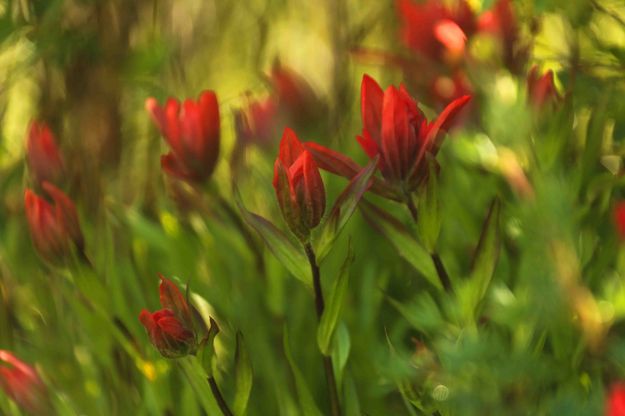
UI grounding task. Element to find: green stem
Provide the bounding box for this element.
[405,198,451,292]
[303,243,342,416]
[208,376,234,416]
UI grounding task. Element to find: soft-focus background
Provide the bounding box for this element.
[2,0,625,414]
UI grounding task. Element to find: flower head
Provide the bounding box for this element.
[607,383,625,416]
[146,91,220,183]
[24,182,84,262]
[0,351,51,415]
[527,66,560,110]
[615,202,625,240]
[357,74,470,194]
[26,121,63,187]
[139,275,197,358]
[273,128,326,240]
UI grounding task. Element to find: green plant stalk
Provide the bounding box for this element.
[178,356,233,416]
[303,242,342,416]
[406,198,451,291]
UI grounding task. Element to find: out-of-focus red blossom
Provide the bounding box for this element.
[429,71,473,110]
[273,128,326,240]
[146,91,220,183]
[0,350,51,415]
[614,202,625,240]
[527,66,560,110]
[308,75,470,199]
[235,62,323,148]
[477,0,527,73]
[26,121,63,187]
[607,383,625,416]
[139,275,197,358]
[396,0,476,65]
[24,182,84,262]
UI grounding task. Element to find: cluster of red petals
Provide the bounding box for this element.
[139,275,197,358]
[397,0,525,72]
[24,182,84,262]
[397,0,476,64]
[26,121,64,187]
[614,202,625,240]
[527,66,560,110]
[0,350,50,415]
[607,383,625,416]
[146,91,220,184]
[307,75,470,200]
[236,62,322,147]
[273,128,326,240]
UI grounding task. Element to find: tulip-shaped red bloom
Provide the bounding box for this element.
[397,0,476,64]
[357,74,470,195]
[607,383,625,416]
[26,121,63,187]
[0,351,51,415]
[273,128,326,240]
[146,91,220,183]
[24,182,84,262]
[139,275,197,358]
[527,66,560,110]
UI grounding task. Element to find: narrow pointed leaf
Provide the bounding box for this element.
[315,157,378,261]
[317,245,354,354]
[233,332,253,416]
[360,200,441,290]
[416,159,441,253]
[235,191,311,287]
[469,198,501,301]
[283,328,324,416]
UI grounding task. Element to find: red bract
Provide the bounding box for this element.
[0,351,51,415]
[614,202,625,240]
[397,0,476,65]
[146,91,220,183]
[139,275,197,358]
[24,182,84,262]
[477,0,526,73]
[607,383,625,416]
[527,66,560,110]
[273,128,326,240]
[26,121,63,187]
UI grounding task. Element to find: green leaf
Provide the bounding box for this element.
[331,321,351,388]
[178,356,223,416]
[197,317,220,376]
[469,198,502,301]
[387,293,443,335]
[317,245,354,355]
[235,191,312,287]
[283,328,324,416]
[360,200,441,290]
[315,157,379,261]
[416,159,441,253]
[233,332,253,416]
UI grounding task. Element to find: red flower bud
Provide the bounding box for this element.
[24,182,84,262]
[614,202,625,240]
[0,351,51,415]
[26,121,63,187]
[397,0,476,64]
[358,74,470,193]
[607,383,625,416]
[527,66,560,110]
[146,91,220,183]
[139,275,197,358]
[273,128,326,240]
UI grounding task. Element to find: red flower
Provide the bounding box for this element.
[477,0,527,73]
[26,121,63,187]
[273,128,326,240]
[526,66,560,110]
[607,383,625,416]
[397,0,476,65]
[139,275,197,358]
[24,182,84,262]
[615,202,625,240]
[0,350,51,415]
[235,96,280,147]
[146,91,220,183]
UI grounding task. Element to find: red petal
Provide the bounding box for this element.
[159,275,193,327]
[278,127,306,166]
[361,74,384,145]
[302,151,325,229]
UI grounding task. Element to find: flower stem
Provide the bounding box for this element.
[208,376,234,416]
[406,198,451,292]
[303,242,342,416]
